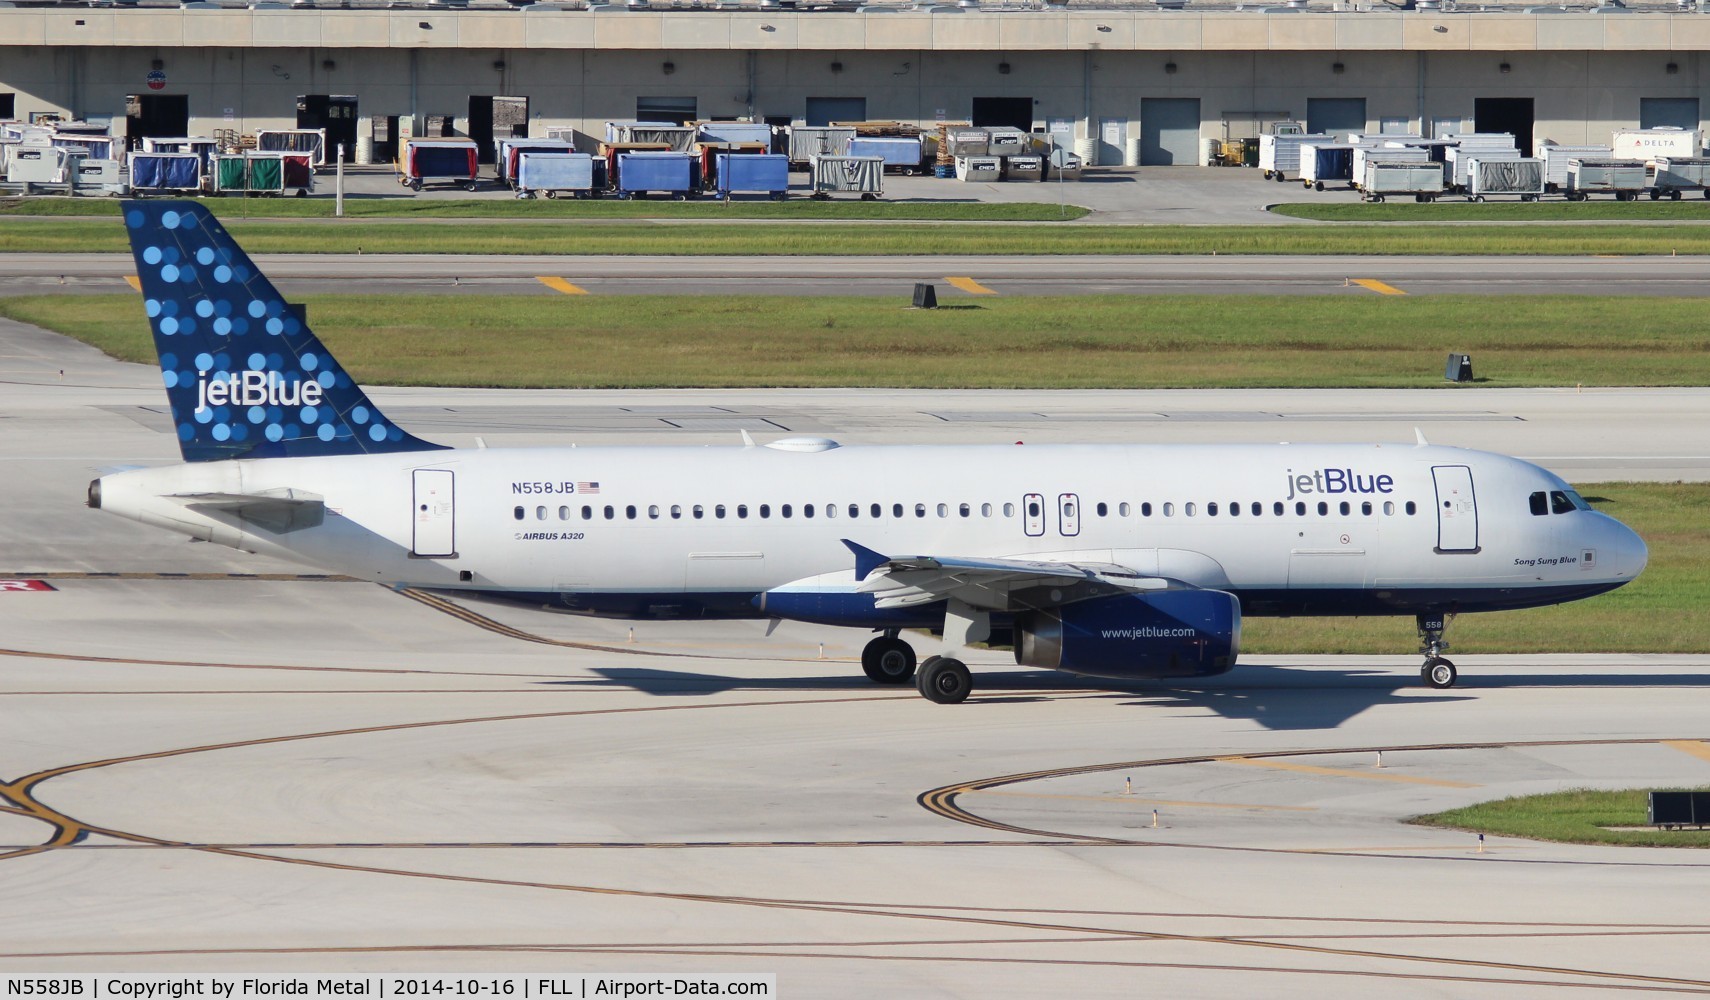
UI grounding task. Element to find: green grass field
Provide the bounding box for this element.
[0,196,1090,222]
[1412,787,1710,847]
[5,293,1708,390]
[10,217,1710,256]
[1274,200,1710,222]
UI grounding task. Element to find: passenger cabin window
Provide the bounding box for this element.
[513,506,524,520]
[916,503,927,518]
[782,504,793,518]
[648,505,660,519]
[1141,502,1153,517]
[671,505,682,519]
[871,503,881,518]
[1096,502,1108,517]
[716,504,727,519]
[981,503,993,517]
[1317,502,1329,516]
[1405,501,1417,515]
[1119,502,1131,517]
[1185,502,1197,517]
[1273,502,1284,516]
[937,503,948,517]
[1163,503,1175,517]
[1251,502,1262,516]
[1384,501,1395,515]
[848,504,859,518]
[1295,502,1306,516]
[583,505,593,520]
[1339,501,1350,516]
[604,505,615,520]
[1003,503,1015,517]
[804,504,815,518]
[759,504,771,518]
[738,504,749,519]
[693,505,704,519]
[1026,500,1040,518]
[826,504,837,519]
[959,503,971,517]
[1362,501,1373,515]
[893,503,904,518]
[626,505,637,520]
[536,506,547,520]
[559,506,570,520]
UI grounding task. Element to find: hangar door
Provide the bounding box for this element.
[1306,98,1367,139]
[1641,97,1700,130]
[1474,98,1534,155]
[1139,98,1200,165]
[806,97,866,127]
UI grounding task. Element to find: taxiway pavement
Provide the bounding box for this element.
[2,317,1707,997]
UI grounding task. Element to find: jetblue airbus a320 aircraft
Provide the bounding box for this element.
[90,202,1648,703]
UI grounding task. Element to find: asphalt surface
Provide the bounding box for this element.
[7,251,1710,298]
[2,316,1709,993]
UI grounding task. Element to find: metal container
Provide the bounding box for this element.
[1446,146,1520,190]
[71,158,124,194]
[515,152,595,198]
[810,155,883,198]
[1352,145,1428,185]
[1258,132,1333,179]
[1003,154,1044,181]
[616,152,697,197]
[696,122,773,146]
[1298,143,1354,188]
[1564,158,1647,201]
[788,127,857,164]
[1466,156,1544,200]
[1046,149,1083,180]
[985,128,1030,156]
[955,155,1001,182]
[1360,162,1445,202]
[1652,156,1710,197]
[847,136,924,174]
[1612,127,1701,163]
[1537,143,1612,191]
[947,129,990,158]
[140,137,220,171]
[5,145,70,183]
[213,153,281,194]
[715,153,789,199]
[52,133,115,160]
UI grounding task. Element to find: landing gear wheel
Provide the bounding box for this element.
[861,636,917,685]
[1422,657,1458,689]
[916,657,971,704]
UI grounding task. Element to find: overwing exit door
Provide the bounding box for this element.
[412,469,456,557]
[1431,465,1478,553]
[1058,493,1080,536]
[1022,493,1045,537]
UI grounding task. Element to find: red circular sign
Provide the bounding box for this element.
[146,70,167,91]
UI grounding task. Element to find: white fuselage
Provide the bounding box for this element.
[95,440,1647,624]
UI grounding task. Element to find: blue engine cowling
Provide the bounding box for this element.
[1013,589,1241,679]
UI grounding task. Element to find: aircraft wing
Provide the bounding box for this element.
[843,540,1172,612]
[171,489,326,534]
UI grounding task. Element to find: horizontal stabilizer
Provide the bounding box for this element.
[171,488,325,534]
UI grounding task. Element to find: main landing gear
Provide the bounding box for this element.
[916,655,972,705]
[1417,613,1457,689]
[860,631,917,685]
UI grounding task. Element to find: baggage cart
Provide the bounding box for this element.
[1259,132,1333,180]
[1651,156,1710,199]
[714,153,789,200]
[1612,126,1701,164]
[604,120,676,144]
[694,142,766,191]
[128,152,203,194]
[848,135,924,174]
[1564,158,1646,201]
[810,155,883,199]
[1003,154,1044,182]
[1446,145,1519,191]
[211,152,315,197]
[140,137,220,172]
[1537,142,1611,192]
[787,126,856,165]
[397,137,480,191]
[1299,143,1354,190]
[52,133,116,161]
[955,155,1001,182]
[616,152,697,199]
[256,128,327,168]
[515,152,596,199]
[1360,162,1444,202]
[1465,156,1543,201]
[495,138,575,186]
[1352,145,1429,187]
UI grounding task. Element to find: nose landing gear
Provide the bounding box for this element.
[1418,613,1458,689]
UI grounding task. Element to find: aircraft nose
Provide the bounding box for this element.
[1601,515,1648,580]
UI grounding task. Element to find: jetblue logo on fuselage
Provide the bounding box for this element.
[1286,468,1395,501]
[196,371,324,410]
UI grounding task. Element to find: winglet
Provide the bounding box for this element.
[1414,427,1430,447]
[840,538,889,581]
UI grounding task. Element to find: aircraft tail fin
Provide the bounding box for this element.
[121,200,443,463]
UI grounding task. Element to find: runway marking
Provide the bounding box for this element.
[1219,756,1478,788]
[536,276,588,295]
[967,789,1316,812]
[945,276,997,295]
[123,275,141,291]
[1351,278,1407,296]
[1664,740,1710,765]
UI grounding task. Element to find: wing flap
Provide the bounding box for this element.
[852,549,1173,612]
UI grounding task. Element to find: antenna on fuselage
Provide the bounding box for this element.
[1414,427,1430,447]
[740,430,756,448]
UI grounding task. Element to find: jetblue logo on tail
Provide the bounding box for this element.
[197,370,325,410]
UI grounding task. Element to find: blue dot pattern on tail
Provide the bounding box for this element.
[123,200,442,463]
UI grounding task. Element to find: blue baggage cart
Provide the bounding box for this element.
[129,152,203,193]
[848,136,924,175]
[714,153,789,200]
[616,152,696,199]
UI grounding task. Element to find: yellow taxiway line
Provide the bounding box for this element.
[1351,277,1406,296]
[945,276,998,295]
[123,275,142,291]
[535,276,588,295]
[1663,739,1710,765]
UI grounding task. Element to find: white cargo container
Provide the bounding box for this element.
[1537,143,1612,191]
[1612,126,1701,163]
[1651,156,1710,198]
[1047,149,1083,180]
[5,145,75,183]
[1466,156,1544,201]
[1003,155,1044,181]
[1563,159,1647,201]
[1352,145,1429,186]
[1259,133,1333,180]
[986,128,1032,156]
[1446,145,1520,190]
[955,155,1001,182]
[946,129,990,158]
[71,158,125,195]
[1361,162,1444,202]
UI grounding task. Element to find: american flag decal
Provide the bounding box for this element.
[577,482,601,494]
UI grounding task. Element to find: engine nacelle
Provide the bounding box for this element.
[1014,590,1241,679]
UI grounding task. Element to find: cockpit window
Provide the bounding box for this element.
[1529,491,1548,516]
[1551,490,1589,514]
[1560,489,1591,512]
